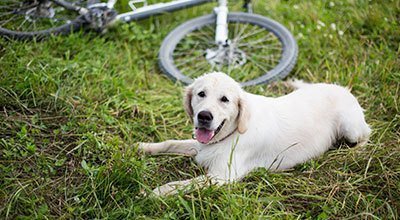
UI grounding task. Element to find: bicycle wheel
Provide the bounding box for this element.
[159,12,298,87]
[0,0,86,40]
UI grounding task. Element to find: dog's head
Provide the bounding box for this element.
[184,72,250,144]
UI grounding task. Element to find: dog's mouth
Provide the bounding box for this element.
[195,120,225,144]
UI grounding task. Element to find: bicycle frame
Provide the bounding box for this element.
[51,0,230,45]
[115,0,212,22]
[110,0,229,46]
[50,0,230,48]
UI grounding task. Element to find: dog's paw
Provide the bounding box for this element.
[151,179,194,197]
[152,184,179,197]
[137,142,152,154]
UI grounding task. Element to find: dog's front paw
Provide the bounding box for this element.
[152,184,179,197]
[137,142,153,154]
[151,179,194,197]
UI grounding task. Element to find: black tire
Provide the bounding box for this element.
[0,0,88,41]
[0,17,86,41]
[159,12,298,87]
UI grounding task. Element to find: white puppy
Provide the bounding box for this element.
[140,72,371,196]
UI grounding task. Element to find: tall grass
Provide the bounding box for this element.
[0,0,399,218]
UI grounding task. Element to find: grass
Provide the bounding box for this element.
[0,0,399,218]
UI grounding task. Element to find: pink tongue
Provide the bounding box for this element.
[195,128,214,144]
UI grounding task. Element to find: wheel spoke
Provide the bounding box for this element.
[233,22,250,44]
[187,32,214,45]
[233,20,240,39]
[250,54,281,63]
[175,38,213,50]
[237,33,278,47]
[233,24,261,43]
[0,14,17,26]
[238,43,282,50]
[17,17,29,30]
[0,11,16,18]
[246,56,272,73]
[175,54,205,68]
[174,42,207,58]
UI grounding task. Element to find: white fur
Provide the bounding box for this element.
[139,72,371,195]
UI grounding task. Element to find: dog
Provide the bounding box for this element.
[139,72,371,196]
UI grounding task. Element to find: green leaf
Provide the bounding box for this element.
[81,160,90,171]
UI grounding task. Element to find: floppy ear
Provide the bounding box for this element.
[237,94,250,134]
[183,85,194,120]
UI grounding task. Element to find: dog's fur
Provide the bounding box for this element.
[139,72,371,196]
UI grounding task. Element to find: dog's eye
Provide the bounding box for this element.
[220,96,229,103]
[198,91,206,98]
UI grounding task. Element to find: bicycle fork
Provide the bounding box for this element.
[214,0,229,46]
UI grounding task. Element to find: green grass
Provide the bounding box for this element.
[1,0,399,218]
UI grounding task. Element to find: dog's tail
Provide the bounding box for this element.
[286,79,310,90]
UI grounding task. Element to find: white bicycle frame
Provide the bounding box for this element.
[104,0,229,46]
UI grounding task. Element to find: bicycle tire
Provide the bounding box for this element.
[0,17,86,41]
[158,12,298,87]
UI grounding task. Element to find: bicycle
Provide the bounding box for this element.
[0,0,298,86]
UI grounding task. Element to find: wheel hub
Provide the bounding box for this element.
[205,44,247,69]
[83,6,118,32]
[24,1,55,21]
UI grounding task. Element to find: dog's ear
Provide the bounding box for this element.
[184,85,194,120]
[238,94,250,134]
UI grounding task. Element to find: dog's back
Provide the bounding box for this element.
[237,81,371,171]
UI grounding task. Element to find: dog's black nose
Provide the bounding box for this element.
[198,111,213,125]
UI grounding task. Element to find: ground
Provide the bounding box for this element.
[0,0,399,218]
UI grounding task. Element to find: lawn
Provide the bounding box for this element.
[1,0,399,218]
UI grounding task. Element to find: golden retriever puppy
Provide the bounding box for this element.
[140,72,371,196]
